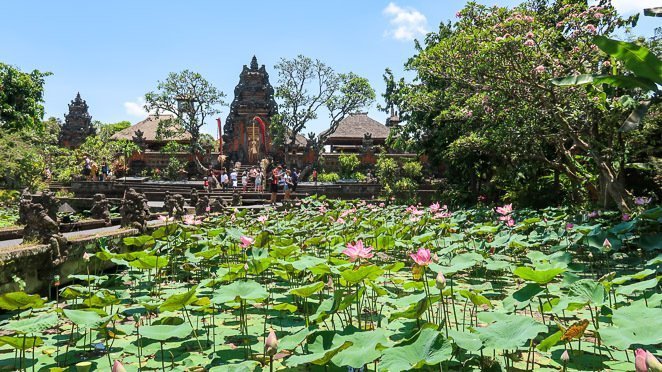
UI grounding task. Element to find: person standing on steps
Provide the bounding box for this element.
[291,167,299,193]
[230,169,238,190]
[270,165,282,204]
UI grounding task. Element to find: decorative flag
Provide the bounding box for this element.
[253,116,268,153]
[216,118,223,154]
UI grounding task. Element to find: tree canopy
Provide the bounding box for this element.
[0,63,51,132]
[274,55,375,150]
[384,0,659,210]
[144,70,225,152]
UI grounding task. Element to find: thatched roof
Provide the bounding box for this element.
[644,7,662,16]
[111,115,191,142]
[322,113,390,142]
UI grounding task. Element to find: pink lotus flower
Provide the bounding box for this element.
[585,24,597,33]
[534,65,546,73]
[495,36,504,42]
[183,215,202,225]
[434,211,452,219]
[410,248,432,266]
[622,213,631,221]
[635,196,652,205]
[561,350,570,363]
[379,202,385,208]
[566,223,574,230]
[112,360,127,372]
[319,205,327,214]
[495,204,513,216]
[205,206,211,212]
[158,215,174,222]
[240,235,254,248]
[336,217,345,224]
[429,202,441,213]
[588,210,599,218]
[342,240,374,262]
[524,39,535,47]
[506,218,515,227]
[257,215,268,223]
[636,349,648,372]
[525,31,534,38]
[265,328,278,357]
[82,252,92,262]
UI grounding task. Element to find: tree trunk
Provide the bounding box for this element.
[596,160,631,212]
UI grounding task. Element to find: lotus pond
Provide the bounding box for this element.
[0,197,660,371]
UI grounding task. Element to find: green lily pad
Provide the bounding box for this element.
[380,328,453,372]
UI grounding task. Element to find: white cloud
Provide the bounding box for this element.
[610,0,659,14]
[382,2,428,41]
[124,97,149,117]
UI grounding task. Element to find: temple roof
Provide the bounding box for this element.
[322,113,390,141]
[111,114,191,142]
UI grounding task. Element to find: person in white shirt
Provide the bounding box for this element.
[230,170,238,189]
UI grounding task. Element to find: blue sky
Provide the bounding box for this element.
[2,0,659,136]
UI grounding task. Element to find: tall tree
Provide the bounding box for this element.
[0,63,51,131]
[144,70,225,153]
[274,56,375,151]
[385,0,651,210]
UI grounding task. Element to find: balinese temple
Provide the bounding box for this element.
[322,112,391,153]
[222,56,280,165]
[111,114,190,151]
[59,93,95,148]
[111,114,192,171]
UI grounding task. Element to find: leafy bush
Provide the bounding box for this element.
[402,161,422,180]
[351,172,367,182]
[338,153,361,178]
[318,172,340,182]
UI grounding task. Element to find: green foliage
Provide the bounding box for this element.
[144,70,225,150]
[384,1,653,210]
[274,55,374,150]
[0,129,47,189]
[338,153,360,178]
[401,161,422,180]
[375,156,420,201]
[0,63,51,131]
[318,172,340,183]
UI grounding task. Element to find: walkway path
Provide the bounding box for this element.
[0,204,276,250]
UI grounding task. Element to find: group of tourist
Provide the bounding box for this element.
[81,156,112,182]
[269,165,299,204]
[206,166,266,192]
[205,164,300,204]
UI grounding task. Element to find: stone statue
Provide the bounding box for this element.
[163,191,185,219]
[209,197,228,213]
[195,195,209,216]
[190,189,199,207]
[21,197,66,260]
[231,190,242,206]
[120,188,150,232]
[90,193,111,226]
[36,190,60,222]
[18,190,32,225]
[249,138,259,163]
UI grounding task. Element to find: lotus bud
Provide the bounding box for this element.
[265,328,278,357]
[82,252,92,262]
[635,349,648,372]
[112,360,127,372]
[646,351,662,372]
[435,271,447,290]
[561,350,570,363]
[603,238,612,249]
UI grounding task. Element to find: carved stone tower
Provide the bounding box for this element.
[59,92,95,148]
[223,56,278,164]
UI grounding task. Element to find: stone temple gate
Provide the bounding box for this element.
[222,56,278,165]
